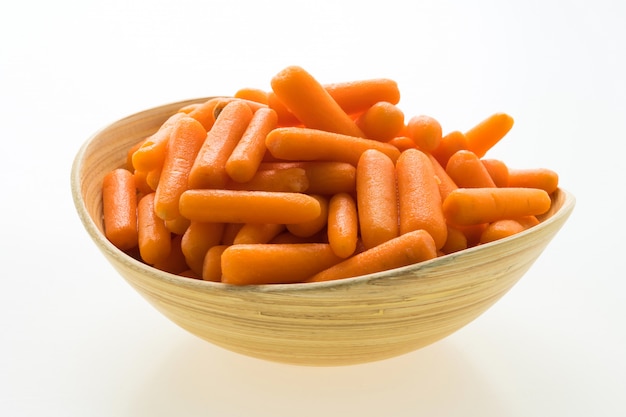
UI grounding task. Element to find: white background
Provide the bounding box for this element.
[2,1,624,416]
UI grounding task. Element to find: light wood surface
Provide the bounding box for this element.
[71,98,576,366]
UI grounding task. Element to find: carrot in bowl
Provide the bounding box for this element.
[308,229,437,283]
[179,189,322,224]
[265,127,401,166]
[221,243,343,285]
[443,187,552,226]
[102,168,138,251]
[270,65,364,137]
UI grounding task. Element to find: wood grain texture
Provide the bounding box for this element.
[71,98,576,366]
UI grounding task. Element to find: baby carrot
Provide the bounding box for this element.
[179,189,322,224]
[387,136,417,152]
[355,101,405,141]
[126,139,145,171]
[481,158,509,188]
[445,150,497,188]
[233,223,285,245]
[225,107,278,183]
[507,167,559,194]
[270,65,364,137]
[427,152,458,201]
[464,112,514,158]
[406,115,443,152]
[145,168,161,191]
[515,215,540,229]
[430,130,468,167]
[221,223,244,246]
[234,87,269,105]
[202,245,229,282]
[102,168,138,251]
[137,193,171,265]
[188,100,254,189]
[131,112,186,172]
[154,116,207,220]
[325,78,401,115]
[396,149,448,249]
[440,225,468,254]
[164,216,191,236]
[265,127,401,166]
[153,234,189,275]
[221,243,343,285]
[357,149,399,249]
[225,167,309,193]
[479,219,525,244]
[443,187,552,226]
[286,195,329,238]
[308,229,437,283]
[186,97,222,130]
[267,92,301,126]
[260,161,357,195]
[133,169,153,196]
[181,221,225,276]
[327,193,358,258]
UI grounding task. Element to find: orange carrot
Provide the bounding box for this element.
[260,161,357,195]
[177,102,201,114]
[355,101,405,141]
[396,149,448,249]
[270,230,329,244]
[325,78,401,115]
[188,100,254,189]
[387,136,417,152]
[440,225,468,254]
[221,223,244,246]
[164,216,191,236]
[234,87,269,105]
[430,130,469,167]
[406,115,443,152]
[265,127,401,166]
[186,97,222,131]
[221,243,343,285]
[481,158,509,188]
[479,219,525,244]
[327,192,358,258]
[356,149,399,249]
[180,221,225,275]
[131,112,186,172]
[145,168,161,191]
[153,234,189,275]
[179,189,322,224]
[233,223,285,245]
[507,167,559,194]
[154,116,207,220]
[133,169,153,196]
[464,112,514,158]
[515,215,540,229]
[102,168,138,251]
[443,187,552,225]
[126,139,145,171]
[267,92,302,126]
[225,167,309,193]
[308,229,437,283]
[427,152,458,201]
[286,195,329,238]
[270,65,364,137]
[137,193,171,265]
[445,150,497,188]
[202,245,229,282]
[225,107,278,183]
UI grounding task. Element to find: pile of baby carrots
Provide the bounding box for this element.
[101,65,559,285]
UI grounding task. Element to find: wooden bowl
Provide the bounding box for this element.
[71,98,576,366]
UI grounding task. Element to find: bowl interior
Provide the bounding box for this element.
[71,98,576,366]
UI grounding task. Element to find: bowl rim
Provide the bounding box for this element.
[71,100,576,295]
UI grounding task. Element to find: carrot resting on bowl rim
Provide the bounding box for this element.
[102,65,559,284]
